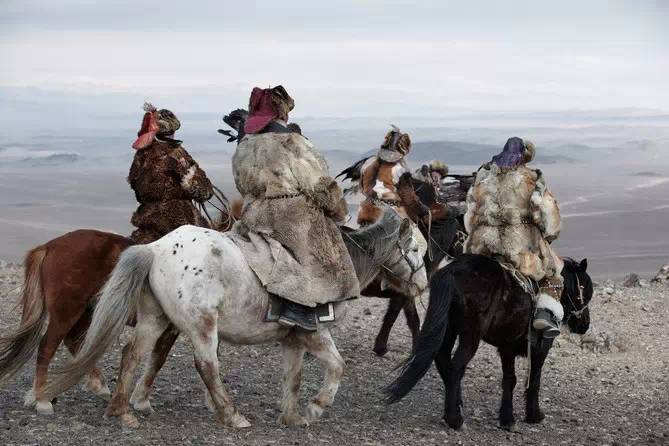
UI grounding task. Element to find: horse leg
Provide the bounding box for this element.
[373,296,403,356]
[130,324,179,413]
[525,342,551,423]
[434,326,457,411]
[302,328,345,422]
[498,348,518,432]
[105,296,168,428]
[444,331,480,430]
[189,321,250,428]
[277,336,308,426]
[402,298,421,352]
[29,321,73,415]
[63,332,110,401]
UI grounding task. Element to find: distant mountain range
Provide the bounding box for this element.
[323,140,574,166]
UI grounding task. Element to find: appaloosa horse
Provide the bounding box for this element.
[44,210,427,428]
[385,255,592,431]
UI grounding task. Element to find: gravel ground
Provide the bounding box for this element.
[1,262,668,445]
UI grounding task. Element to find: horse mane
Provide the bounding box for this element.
[340,210,406,287]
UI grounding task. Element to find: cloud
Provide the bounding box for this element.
[1,0,668,114]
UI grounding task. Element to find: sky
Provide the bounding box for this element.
[2,0,669,116]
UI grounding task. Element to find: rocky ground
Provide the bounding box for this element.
[0,260,668,445]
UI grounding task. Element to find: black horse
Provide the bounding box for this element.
[385,255,592,431]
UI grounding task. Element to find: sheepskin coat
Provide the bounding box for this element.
[231,131,360,307]
[357,156,409,225]
[463,162,563,281]
[128,139,213,244]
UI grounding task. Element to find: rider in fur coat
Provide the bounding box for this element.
[232,86,359,331]
[464,137,564,337]
[357,126,412,225]
[128,103,213,244]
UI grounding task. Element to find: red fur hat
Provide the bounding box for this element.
[244,88,276,134]
[132,103,160,150]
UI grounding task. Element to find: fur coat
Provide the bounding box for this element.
[128,139,213,243]
[357,156,409,225]
[463,163,563,281]
[231,132,360,306]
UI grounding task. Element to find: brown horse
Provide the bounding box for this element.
[0,230,131,414]
[0,209,236,415]
[370,173,462,356]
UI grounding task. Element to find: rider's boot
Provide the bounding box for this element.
[532,278,564,339]
[279,301,318,331]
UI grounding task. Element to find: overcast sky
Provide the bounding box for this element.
[2,0,668,115]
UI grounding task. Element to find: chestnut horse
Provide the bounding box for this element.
[370,172,462,356]
[0,212,235,415]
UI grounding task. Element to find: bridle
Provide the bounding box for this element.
[383,234,426,295]
[563,271,590,320]
[342,226,426,296]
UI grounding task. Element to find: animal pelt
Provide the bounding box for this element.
[463,163,563,281]
[128,139,213,243]
[231,132,359,306]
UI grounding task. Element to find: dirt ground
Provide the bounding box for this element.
[0,262,668,446]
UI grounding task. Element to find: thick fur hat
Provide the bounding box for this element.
[378,125,411,162]
[156,108,181,136]
[429,159,449,177]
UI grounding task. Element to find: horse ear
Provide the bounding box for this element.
[579,258,588,271]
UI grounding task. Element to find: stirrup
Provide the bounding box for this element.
[532,309,561,339]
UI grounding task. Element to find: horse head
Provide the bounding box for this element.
[341,209,427,297]
[561,257,593,334]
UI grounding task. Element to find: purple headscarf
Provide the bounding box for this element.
[492,137,526,169]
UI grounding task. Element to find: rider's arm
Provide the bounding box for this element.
[288,139,348,221]
[530,174,561,242]
[169,147,214,203]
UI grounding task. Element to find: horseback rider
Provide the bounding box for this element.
[414,160,449,193]
[231,86,359,331]
[464,137,564,338]
[128,103,214,244]
[357,126,412,225]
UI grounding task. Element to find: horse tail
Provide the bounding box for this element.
[42,245,154,399]
[0,247,48,385]
[384,264,457,403]
[231,198,243,220]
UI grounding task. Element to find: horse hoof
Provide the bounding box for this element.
[278,413,309,427]
[373,345,388,357]
[121,413,140,428]
[35,401,54,416]
[526,410,545,424]
[305,403,324,421]
[445,416,464,431]
[227,412,252,429]
[23,390,36,407]
[96,385,112,402]
[499,422,519,433]
[132,399,153,413]
[204,391,216,413]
